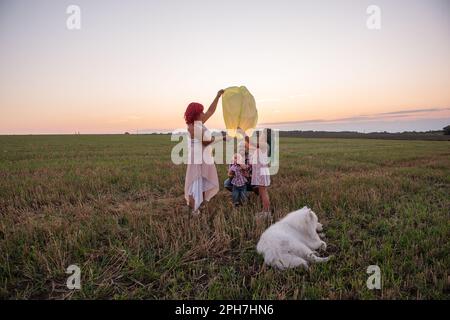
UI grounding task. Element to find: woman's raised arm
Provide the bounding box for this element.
[202,89,224,123]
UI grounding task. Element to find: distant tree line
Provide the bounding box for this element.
[278,128,450,141]
[127,125,450,140]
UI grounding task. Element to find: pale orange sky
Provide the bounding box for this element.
[0,0,449,134]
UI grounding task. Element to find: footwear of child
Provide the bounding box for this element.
[191,209,201,216]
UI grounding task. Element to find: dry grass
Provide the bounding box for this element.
[0,135,449,299]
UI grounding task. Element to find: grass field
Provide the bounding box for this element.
[0,135,449,299]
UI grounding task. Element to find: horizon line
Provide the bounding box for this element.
[1,127,448,136]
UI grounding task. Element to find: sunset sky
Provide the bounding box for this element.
[1,0,449,134]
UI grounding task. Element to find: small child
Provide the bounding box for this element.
[228,153,248,207]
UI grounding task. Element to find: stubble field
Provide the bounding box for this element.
[0,135,448,299]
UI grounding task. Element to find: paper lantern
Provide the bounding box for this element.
[222,86,258,137]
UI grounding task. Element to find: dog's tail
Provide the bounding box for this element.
[257,237,281,266]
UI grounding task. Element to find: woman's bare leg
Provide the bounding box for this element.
[258,186,270,212]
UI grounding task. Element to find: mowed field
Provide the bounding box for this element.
[0,135,449,299]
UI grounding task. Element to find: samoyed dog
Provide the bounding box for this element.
[256,206,330,270]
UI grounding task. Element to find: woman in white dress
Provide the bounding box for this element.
[184,89,224,215]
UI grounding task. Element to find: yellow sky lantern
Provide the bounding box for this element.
[222,86,258,138]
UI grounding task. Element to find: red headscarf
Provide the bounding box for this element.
[184,102,204,124]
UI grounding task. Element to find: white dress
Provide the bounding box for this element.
[250,144,271,187]
[184,124,219,210]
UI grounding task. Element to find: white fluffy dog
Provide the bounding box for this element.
[257,206,330,270]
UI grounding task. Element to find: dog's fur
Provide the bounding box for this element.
[256,206,330,269]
